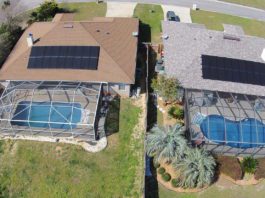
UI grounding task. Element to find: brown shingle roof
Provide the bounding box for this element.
[0,15,139,84]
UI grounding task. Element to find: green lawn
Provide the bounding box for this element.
[221,0,265,10]
[191,10,265,38]
[133,4,164,43]
[159,179,265,198]
[59,2,107,21]
[0,99,144,198]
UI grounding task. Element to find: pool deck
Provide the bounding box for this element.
[187,90,265,156]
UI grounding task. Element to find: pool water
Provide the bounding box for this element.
[11,101,82,129]
[200,115,265,148]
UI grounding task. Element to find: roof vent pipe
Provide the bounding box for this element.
[262,48,265,62]
[27,33,34,47]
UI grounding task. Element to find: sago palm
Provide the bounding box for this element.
[145,124,187,163]
[173,148,216,188]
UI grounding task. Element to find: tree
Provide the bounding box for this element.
[0,16,22,65]
[146,124,187,163]
[30,0,59,22]
[173,148,216,188]
[151,75,179,102]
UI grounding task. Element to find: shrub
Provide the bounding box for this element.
[171,178,181,188]
[173,148,216,188]
[153,161,160,169]
[162,173,171,182]
[217,156,242,180]
[242,157,258,174]
[30,0,59,22]
[255,158,265,180]
[146,124,187,163]
[151,75,179,102]
[168,106,184,119]
[158,167,165,175]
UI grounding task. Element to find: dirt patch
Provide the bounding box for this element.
[157,97,184,126]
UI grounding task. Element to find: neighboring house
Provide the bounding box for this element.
[162,21,265,156]
[0,14,139,141]
[0,14,139,97]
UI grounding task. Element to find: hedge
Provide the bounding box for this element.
[217,156,242,180]
[255,158,265,180]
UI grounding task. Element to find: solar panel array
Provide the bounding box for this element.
[28,46,100,70]
[202,55,265,86]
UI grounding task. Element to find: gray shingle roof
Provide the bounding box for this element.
[162,21,265,96]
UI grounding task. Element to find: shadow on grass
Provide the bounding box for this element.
[147,47,158,131]
[104,96,120,136]
[145,157,159,198]
[138,21,151,43]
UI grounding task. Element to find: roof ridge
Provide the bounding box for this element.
[80,21,133,83]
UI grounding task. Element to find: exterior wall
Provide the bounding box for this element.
[109,83,131,97]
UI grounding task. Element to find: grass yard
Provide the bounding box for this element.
[0,99,144,198]
[220,0,265,10]
[59,2,107,21]
[191,10,265,38]
[134,4,164,43]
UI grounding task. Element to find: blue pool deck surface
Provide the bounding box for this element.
[200,115,265,148]
[11,101,82,129]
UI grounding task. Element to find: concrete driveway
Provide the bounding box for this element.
[106,1,137,17]
[162,5,192,23]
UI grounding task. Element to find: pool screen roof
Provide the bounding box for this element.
[28,46,100,70]
[202,55,265,86]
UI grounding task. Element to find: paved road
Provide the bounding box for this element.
[1,0,265,22]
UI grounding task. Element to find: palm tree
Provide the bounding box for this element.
[173,148,216,188]
[145,124,187,163]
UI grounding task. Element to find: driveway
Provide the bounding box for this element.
[162,5,192,23]
[106,1,137,17]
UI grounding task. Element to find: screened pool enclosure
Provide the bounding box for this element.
[186,89,265,156]
[0,81,104,141]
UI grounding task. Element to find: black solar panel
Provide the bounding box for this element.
[28,46,100,70]
[202,55,265,86]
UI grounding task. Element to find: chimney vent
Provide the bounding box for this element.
[63,23,73,28]
[27,33,34,47]
[223,33,240,41]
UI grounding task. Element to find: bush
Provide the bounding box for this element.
[158,167,165,175]
[255,158,265,180]
[162,173,171,182]
[242,157,257,174]
[171,178,181,188]
[217,156,242,180]
[168,106,184,119]
[151,75,179,102]
[30,0,59,22]
[153,161,160,169]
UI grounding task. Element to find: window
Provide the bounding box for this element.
[118,84,126,90]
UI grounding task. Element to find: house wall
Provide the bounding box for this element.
[109,83,131,97]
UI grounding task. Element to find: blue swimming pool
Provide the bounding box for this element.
[11,101,82,129]
[200,115,265,148]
